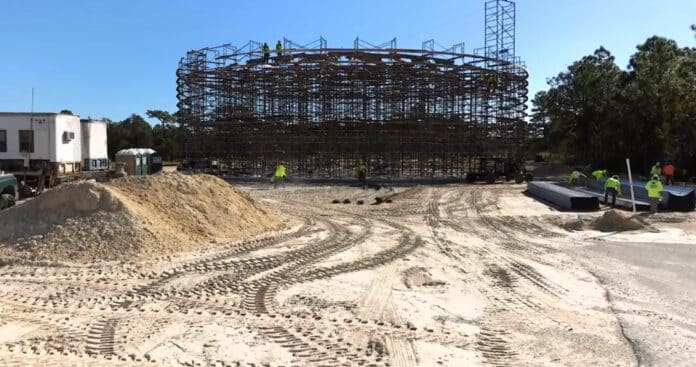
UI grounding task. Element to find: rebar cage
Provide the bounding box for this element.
[176,45,528,178]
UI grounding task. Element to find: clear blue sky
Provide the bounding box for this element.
[1,0,694,123]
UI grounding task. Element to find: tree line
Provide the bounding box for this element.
[532,29,696,178]
[106,110,184,162]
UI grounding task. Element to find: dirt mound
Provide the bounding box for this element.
[402,267,446,289]
[592,210,647,232]
[0,173,281,263]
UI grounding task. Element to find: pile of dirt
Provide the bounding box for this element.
[0,173,281,263]
[592,210,647,232]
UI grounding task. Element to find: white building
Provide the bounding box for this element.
[80,119,109,171]
[0,112,108,174]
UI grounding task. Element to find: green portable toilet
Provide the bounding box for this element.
[148,151,163,174]
[115,148,156,176]
[135,154,146,176]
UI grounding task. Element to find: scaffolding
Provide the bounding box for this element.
[177,3,528,178]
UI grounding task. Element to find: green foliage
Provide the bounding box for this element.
[59,109,73,115]
[533,37,696,176]
[107,114,154,158]
[107,111,185,161]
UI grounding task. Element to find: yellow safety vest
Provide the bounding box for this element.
[604,178,620,191]
[645,179,663,198]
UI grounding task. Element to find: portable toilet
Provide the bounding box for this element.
[115,148,155,176]
[148,151,162,174]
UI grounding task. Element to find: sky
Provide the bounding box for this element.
[1,0,695,123]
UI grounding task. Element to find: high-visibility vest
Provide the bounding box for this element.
[604,178,620,191]
[276,43,282,51]
[263,44,270,52]
[650,165,661,176]
[592,170,606,180]
[645,179,663,198]
[356,164,366,175]
[274,164,286,177]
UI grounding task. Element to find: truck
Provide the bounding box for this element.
[0,173,19,210]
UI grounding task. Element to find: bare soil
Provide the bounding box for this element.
[0,173,281,263]
[0,182,694,366]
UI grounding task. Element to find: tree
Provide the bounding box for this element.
[533,36,696,177]
[146,109,184,161]
[532,47,624,167]
[59,109,73,115]
[146,110,175,127]
[107,114,154,158]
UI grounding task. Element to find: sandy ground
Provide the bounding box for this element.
[0,182,694,366]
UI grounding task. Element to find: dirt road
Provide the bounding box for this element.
[0,183,693,366]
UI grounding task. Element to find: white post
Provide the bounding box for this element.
[626,158,637,214]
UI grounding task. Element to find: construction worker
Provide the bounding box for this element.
[662,161,675,185]
[275,41,283,57]
[645,174,664,213]
[591,169,608,180]
[355,162,367,189]
[568,169,587,185]
[272,161,286,188]
[262,42,270,64]
[604,175,622,207]
[650,162,661,179]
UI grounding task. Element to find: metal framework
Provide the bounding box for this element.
[484,0,516,64]
[176,2,527,178]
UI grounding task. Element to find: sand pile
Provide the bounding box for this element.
[592,210,647,232]
[0,173,281,263]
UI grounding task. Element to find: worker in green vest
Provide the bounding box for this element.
[272,161,287,188]
[650,162,661,178]
[591,169,608,180]
[604,175,622,207]
[568,169,587,185]
[645,174,664,213]
[262,42,270,63]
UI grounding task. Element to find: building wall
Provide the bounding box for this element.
[53,114,82,164]
[0,113,55,161]
[80,120,108,159]
[0,113,82,165]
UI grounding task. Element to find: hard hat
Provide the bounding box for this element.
[612,175,619,180]
[656,162,661,166]
[652,175,660,180]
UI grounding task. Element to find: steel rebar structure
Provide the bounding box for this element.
[176,3,527,178]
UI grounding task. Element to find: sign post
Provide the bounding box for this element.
[626,158,637,214]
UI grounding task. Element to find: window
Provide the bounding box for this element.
[19,130,34,153]
[0,130,6,152]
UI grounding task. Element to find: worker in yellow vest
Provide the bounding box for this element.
[604,175,622,207]
[568,170,587,185]
[645,175,664,213]
[591,169,608,180]
[275,41,283,57]
[650,162,661,179]
[272,161,287,188]
[355,162,367,189]
[262,42,271,63]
